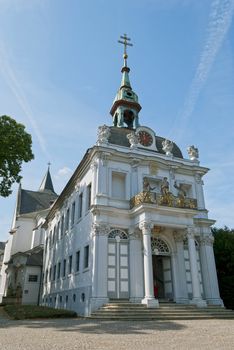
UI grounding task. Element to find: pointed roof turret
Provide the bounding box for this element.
[110,34,141,129]
[39,164,55,193]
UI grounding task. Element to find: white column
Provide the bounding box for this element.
[140,222,159,308]
[129,228,144,303]
[173,232,189,303]
[194,173,205,210]
[90,223,109,313]
[187,227,207,307]
[200,234,223,306]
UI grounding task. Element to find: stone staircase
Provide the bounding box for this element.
[90,300,234,320]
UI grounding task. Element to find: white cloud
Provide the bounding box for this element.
[56,167,73,178]
[0,41,50,159]
[168,0,234,140]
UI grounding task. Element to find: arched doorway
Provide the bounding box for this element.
[107,229,129,299]
[151,237,173,300]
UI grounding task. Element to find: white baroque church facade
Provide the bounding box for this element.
[0,37,223,316]
[41,38,223,316]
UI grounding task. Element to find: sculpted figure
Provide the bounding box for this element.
[160,177,170,196]
[127,131,138,149]
[187,145,199,161]
[162,139,173,156]
[97,125,111,144]
[174,181,186,207]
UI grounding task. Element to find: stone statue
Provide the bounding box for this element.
[174,181,186,198]
[187,145,199,161]
[162,139,173,156]
[160,177,170,196]
[127,131,138,149]
[97,125,111,145]
[143,178,156,192]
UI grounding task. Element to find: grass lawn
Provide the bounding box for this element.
[3,305,77,320]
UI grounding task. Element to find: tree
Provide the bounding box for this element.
[212,226,234,309]
[0,115,34,197]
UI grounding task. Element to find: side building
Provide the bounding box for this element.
[41,42,223,316]
[0,168,58,304]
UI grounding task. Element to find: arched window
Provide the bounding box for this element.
[151,237,170,255]
[108,229,128,240]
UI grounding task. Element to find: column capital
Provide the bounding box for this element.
[129,226,141,239]
[91,223,110,237]
[139,221,153,233]
[200,234,214,246]
[186,226,195,239]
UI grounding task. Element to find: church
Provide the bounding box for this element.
[41,35,223,316]
[1,35,223,316]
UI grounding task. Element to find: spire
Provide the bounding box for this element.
[39,164,55,193]
[110,34,141,129]
[118,34,133,89]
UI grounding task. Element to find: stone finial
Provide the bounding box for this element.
[97,125,111,145]
[162,139,173,156]
[187,145,199,161]
[127,131,138,149]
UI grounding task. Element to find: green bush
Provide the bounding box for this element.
[4,305,77,320]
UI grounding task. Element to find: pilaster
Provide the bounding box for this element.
[199,234,223,306]
[173,231,189,303]
[187,226,207,307]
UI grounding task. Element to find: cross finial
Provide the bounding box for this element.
[47,162,51,169]
[118,34,133,66]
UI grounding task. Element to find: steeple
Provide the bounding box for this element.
[110,34,141,129]
[39,164,55,193]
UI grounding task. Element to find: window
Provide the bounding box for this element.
[71,201,76,225]
[45,237,48,253]
[53,265,56,281]
[61,216,64,238]
[45,269,48,283]
[87,183,92,210]
[57,221,60,241]
[78,193,83,219]
[49,231,52,248]
[63,259,66,277]
[52,227,56,245]
[112,172,126,199]
[57,262,61,279]
[84,245,89,269]
[49,267,52,281]
[68,255,73,274]
[28,275,38,282]
[76,250,80,272]
[65,208,70,231]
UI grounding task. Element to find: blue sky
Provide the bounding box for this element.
[0,0,234,242]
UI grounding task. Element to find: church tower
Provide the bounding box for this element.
[110,34,141,129]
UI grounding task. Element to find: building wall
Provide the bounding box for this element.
[22,266,42,305]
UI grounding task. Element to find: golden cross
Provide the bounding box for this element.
[118,34,133,56]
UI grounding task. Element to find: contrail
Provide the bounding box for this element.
[168,0,234,141]
[0,41,50,159]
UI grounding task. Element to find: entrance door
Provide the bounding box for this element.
[107,231,129,299]
[153,255,173,300]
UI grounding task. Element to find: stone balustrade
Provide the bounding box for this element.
[130,191,197,210]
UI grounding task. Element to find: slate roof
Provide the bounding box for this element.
[39,168,55,193]
[18,189,58,215]
[26,250,43,266]
[0,242,5,251]
[108,127,183,158]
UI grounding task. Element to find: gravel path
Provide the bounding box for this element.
[0,317,233,350]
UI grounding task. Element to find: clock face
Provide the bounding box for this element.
[138,131,153,147]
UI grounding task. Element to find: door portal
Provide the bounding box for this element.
[151,237,173,300]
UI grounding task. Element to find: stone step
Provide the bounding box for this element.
[90,314,234,320]
[90,301,234,320]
